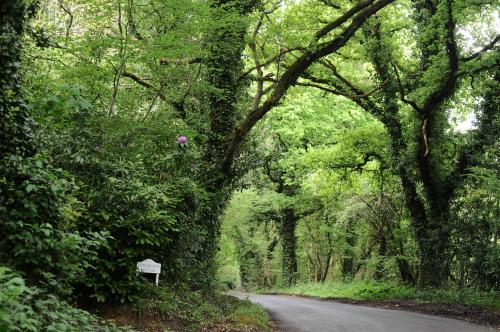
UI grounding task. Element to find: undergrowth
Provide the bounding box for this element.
[1,267,269,332]
[133,285,270,330]
[0,267,130,332]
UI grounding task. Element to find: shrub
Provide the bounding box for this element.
[0,267,131,331]
[0,153,99,296]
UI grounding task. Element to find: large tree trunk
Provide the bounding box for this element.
[280,208,298,287]
[0,0,34,158]
[387,114,450,287]
[190,0,257,288]
[0,1,70,290]
[363,15,453,286]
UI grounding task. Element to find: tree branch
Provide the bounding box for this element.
[315,0,375,40]
[420,0,459,113]
[319,0,341,9]
[239,47,305,80]
[159,57,202,66]
[296,78,388,99]
[318,59,369,97]
[122,71,165,99]
[296,205,323,220]
[391,62,422,112]
[301,68,381,116]
[461,35,499,62]
[221,0,395,174]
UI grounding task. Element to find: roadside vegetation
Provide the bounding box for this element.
[266,282,500,309]
[0,267,270,331]
[101,285,270,331]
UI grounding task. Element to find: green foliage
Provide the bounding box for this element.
[219,189,281,289]
[75,168,190,302]
[0,267,130,332]
[0,151,105,296]
[28,85,209,302]
[220,88,419,288]
[450,144,500,290]
[1,0,84,300]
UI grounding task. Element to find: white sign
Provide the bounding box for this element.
[137,259,161,286]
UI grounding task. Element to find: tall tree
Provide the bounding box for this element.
[296,0,498,286]
[0,0,77,290]
[204,0,395,285]
[0,0,34,157]
[193,0,259,286]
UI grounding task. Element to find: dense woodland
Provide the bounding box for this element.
[0,0,499,330]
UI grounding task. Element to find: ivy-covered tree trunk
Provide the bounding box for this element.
[340,218,357,281]
[193,0,258,288]
[361,8,460,286]
[0,0,72,290]
[279,208,298,287]
[0,0,35,158]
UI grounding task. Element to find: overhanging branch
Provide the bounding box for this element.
[461,35,499,62]
[221,0,395,175]
[159,57,202,66]
[122,71,161,94]
[297,78,388,99]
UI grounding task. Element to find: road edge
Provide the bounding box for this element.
[260,292,500,328]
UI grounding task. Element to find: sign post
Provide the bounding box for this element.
[137,259,161,286]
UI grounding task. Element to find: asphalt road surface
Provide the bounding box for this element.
[234,293,496,332]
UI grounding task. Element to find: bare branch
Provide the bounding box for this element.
[461,35,499,62]
[305,63,382,116]
[58,1,73,41]
[122,71,162,95]
[159,57,202,66]
[315,0,374,40]
[296,79,388,99]
[141,82,164,121]
[240,47,305,79]
[318,59,367,96]
[391,62,422,112]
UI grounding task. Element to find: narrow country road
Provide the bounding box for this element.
[234,293,496,332]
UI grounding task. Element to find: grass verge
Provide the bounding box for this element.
[264,281,500,309]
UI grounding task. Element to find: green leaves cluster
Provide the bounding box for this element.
[0,267,129,331]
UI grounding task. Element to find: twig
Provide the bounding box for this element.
[461,35,499,62]
[391,62,422,112]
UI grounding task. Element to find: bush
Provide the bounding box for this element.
[0,153,101,296]
[0,267,131,332]
[30,87,209,302]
